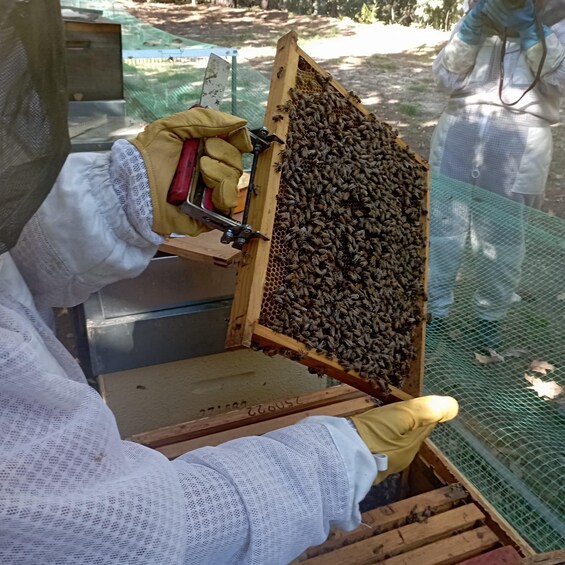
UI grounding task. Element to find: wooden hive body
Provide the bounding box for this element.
[131,386,535,564]
[227,32,430,398]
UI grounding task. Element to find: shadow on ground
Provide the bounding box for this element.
[122,1,353,48]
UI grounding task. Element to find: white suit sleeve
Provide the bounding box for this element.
[0,282,376,564]
[11,140,163,310]
[530,21,565,93]
[174,417,377,563]
[433,20,482,89]
[439,33,482,77]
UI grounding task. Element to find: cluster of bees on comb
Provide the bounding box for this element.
[259,57,428,389]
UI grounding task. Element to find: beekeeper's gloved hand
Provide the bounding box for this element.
[130,107,252,237]
[483,0,565,74]
[350,396,459,484]
[442,0,490,74]
[458,0,489,45]
[483,0,549,49]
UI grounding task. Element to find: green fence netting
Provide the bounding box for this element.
[426,177,565,552]
[62,0,270,129]
[62,0,564,553]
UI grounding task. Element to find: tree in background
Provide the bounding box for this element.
[201,0,464,30]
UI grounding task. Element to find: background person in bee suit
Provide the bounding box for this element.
[427,0,565,350]
[0,1,458,564]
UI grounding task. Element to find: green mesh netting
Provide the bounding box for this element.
[426,177,565,552]
[63,0,269,129]
[62,1,565,553]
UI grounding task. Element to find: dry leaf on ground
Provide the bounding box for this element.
[475,350,505,364]
[524,374,565,399]
[529,360,556,374]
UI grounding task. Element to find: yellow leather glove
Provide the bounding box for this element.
[130,107,253,236]
[350,396,459,484]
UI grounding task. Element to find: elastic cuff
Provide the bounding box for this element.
[301,416,377,531]
[525,32,565,76]
[111,140,165,246]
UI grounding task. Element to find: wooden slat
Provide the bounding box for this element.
[404,168,429,397]
[305,483,469,558]
[459,546,522,564]
[226,31,299,349]
[419,441,536,557]
[130,384,363,448]
[303,503,485,565]
[159,212,244,267]
[252,325,413,401]
[157,396,376,459]
[159,234,241,267]
[380,525,500,565]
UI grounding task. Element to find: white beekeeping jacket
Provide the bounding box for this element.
[429,19,565,198]
[0,143,376,564]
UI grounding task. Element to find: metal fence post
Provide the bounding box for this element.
[231,54,237,116]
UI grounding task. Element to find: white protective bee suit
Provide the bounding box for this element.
[428,0,565,322]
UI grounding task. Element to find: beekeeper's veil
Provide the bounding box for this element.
[0,0,69,254]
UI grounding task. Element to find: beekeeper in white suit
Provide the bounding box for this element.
[427,0,565,350]
[0,1,458,563]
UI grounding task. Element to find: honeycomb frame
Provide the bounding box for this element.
[227,32,429,398]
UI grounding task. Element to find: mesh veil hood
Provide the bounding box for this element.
[0,0,69,254]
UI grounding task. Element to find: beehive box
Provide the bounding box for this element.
[227,32,429,398]
[63,18,123,102]
[131,385,534,564]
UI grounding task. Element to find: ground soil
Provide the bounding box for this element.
[123,1,565,218]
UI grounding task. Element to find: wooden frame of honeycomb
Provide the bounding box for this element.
[227,32,429,399]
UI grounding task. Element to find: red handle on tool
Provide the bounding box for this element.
[167,138,201,206]
[167,128,229,211]
[167,102,206,207]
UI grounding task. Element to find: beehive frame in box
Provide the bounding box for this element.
[227,32,429,398]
